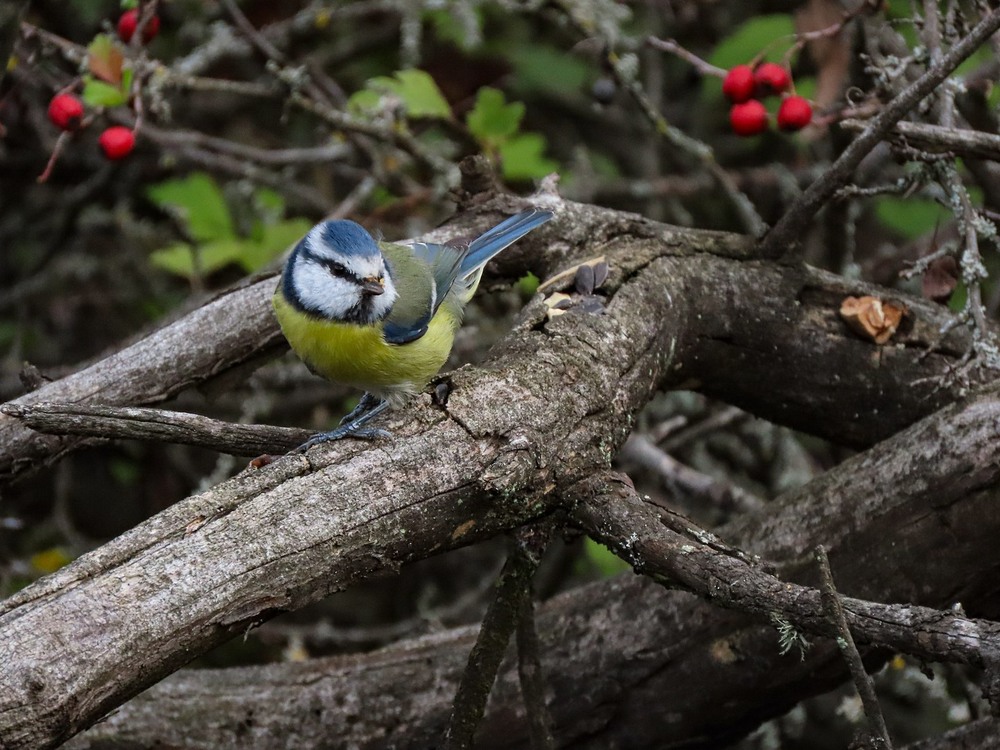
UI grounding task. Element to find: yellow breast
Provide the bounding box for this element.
[273,290,457,399]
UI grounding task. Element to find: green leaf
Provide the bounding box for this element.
[347,88,381,114]
[498,133,558,181]
[949,282,968,314]
[197,239,248,275]
[507,44,589,97]
[467,88,524,148]
[146,173,235,243]
[709,15,797,70]
[582,537,631,577]
[425,8,482,50]
[109,457,140,486]
[515,271,540,297]
[0,321,18,350]
[875,196,950,239]
[81,65,133,108]
[238,219,313,272]
[151,238,251,279]
[31,547,73,574]
[120,66,134,93]
[368,69,452,119]
[149,243,197,278]
[82,77,128,107]
[255,188,285,215]
[395,69,451,118]
[369,186,398,208]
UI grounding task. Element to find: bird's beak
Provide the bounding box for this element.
[361,277,384,296]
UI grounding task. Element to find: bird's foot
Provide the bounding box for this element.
[292,395,391,453]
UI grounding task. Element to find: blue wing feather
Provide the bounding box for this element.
[382,209,552,345]
[383,319,429,345]
[459,209,553,277]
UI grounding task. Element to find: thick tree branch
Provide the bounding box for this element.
[0,211,674,749]
[571,469,1000,670]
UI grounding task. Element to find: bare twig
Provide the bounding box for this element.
[645,37,725,77]
[141,122,351,166]
[35,130,71,183]
[839,118,1000,161]
[220,0,287,64]
[658,405,748,450]
[817,545,894,750]
[445,526,551,750]
[0,402,311,456]
[291,93,458,184]
[516,596,556,750]
[619,433,766,514]
[255,554,505,650]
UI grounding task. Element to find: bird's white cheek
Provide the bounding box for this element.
[294,262,360,318]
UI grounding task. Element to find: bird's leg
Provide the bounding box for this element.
[292,393,390,452]
[338,392,382,426]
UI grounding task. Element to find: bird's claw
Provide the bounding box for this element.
[292,394,391,452]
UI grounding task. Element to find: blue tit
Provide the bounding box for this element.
[273,209,553,449]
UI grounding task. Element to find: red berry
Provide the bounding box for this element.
[754,62,791,96]
[729,100,768,136]
[48,94,85,131]
[777,95,813,131]
[117,9,160,44]
[98,126,136,160]
[722,65,756,103]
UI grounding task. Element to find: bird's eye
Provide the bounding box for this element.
[324,260,348,277]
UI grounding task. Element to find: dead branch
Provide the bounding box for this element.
[0,402,311,456]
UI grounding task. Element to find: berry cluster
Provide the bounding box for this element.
[722,63,812,137]
[44,8,161,164]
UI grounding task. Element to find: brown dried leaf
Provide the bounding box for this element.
[839,295,906,345]
[87,35,124,85]
[922,255,959,304]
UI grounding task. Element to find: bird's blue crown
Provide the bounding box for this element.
[310,220,381,259]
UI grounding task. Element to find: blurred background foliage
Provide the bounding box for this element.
[0,1,991,746]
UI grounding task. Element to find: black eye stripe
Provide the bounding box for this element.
[312,253,387,286]
[323,259,348,276]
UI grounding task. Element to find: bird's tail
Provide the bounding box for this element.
[454,209,553,302]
